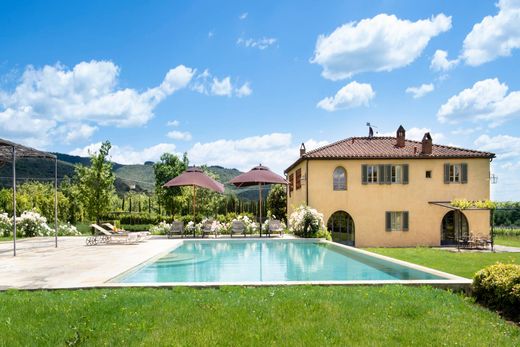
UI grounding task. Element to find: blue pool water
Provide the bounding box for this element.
[115,240,446,283]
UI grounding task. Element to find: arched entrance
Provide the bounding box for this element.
[327,211,355,246]
[441,210,469,245]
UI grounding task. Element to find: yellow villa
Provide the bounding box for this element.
[284,126,496,247]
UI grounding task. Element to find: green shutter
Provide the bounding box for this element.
[403,211,409,231]
[362,165,368,184]
[461,163,468,184]
[385,165,391,184]
[385,212,391,231]
[444,163,450,184]
[378,165,385,184]
[402,164,409,184]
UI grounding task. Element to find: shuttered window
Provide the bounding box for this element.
[363,164,408,184]
[444,163,468,184]
[385,211,409,231]
[289,173,294,193]
[333,167,347,191]
[295,169,302,189]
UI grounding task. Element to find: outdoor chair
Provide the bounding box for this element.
[201,220,216,238]
[87,224,139,245]
[231,220,246,237]
[268,219,284,237]
[103,222,151,240]
[168,221,185,239]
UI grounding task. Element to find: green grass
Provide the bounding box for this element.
[367,247,520,279]
[0,286,518,346]
[495,235,520,247]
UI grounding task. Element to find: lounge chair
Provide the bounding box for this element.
[268,219,284,237]
[201,220,215,238]
[231,220,246,238]
[87,224,139,245]
[103,222,151,240]
[168,221,185,239]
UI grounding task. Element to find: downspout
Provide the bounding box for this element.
[306,160,309,206]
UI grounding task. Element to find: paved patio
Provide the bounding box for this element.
[0,236,179,290]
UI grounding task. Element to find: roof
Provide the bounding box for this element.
[0,138,56,160]
[285,136,495,173]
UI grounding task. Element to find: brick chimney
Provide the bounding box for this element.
[421,132,432,154]
[396,125,406,148]
[300,143,306,157]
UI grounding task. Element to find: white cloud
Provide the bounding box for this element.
[311,13,452,80]
[237,37,277,50]
[167,120,180,127]
[236,82,252,97]
[192,70,252,97]
[0,61,194,146]
[462,0,520,66]
[70,142,178,165]
[405,83,434,98]
[187,133,328,174]
[475,134,519,162]
[239,12,248,20]
[167,130,192,141]
[379,127,445,142]
[317,81,375,111]
[208,31,214,38]
[211,77,233,96]
[62,123,98,144]
[437,78,520,126]
[430,50,459,71]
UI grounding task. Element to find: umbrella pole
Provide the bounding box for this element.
[193,185,196,237]
[259,182,262,237]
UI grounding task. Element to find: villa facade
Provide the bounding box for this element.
[284,126,495,247]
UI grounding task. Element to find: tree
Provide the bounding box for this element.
[75,141,116,223]
[267,184,287,221]
[154,152,188,215]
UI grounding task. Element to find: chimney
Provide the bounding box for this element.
[300,143,306,157]
[421,132,433,154]
[396,125,406,148]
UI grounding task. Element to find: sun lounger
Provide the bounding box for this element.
[231,220,246,237]
[268,219,284,237]
[103,222,151,240]
[201,221,215,238]
[168,221,185,238]
[86,224,140,245]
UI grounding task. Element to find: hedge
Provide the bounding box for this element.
[473,263,520,322]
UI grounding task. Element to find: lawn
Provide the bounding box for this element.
[495,235,520,247]
[0,286,519,346]
[367,247,520,278]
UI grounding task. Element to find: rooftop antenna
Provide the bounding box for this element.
[366,122,378,138]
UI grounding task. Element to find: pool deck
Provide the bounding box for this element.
[0,236,471,291]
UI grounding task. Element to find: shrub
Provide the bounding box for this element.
[150,221,171,235]
[0,212,12,237]
[57,223,81,236]
[288,205,327,238]
[17,210,53,237]
[473,263,520,321]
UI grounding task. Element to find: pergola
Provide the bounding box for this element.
[0,138,58,256]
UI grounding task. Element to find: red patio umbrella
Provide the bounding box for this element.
[163,167,225,220]
[229,164,288,236]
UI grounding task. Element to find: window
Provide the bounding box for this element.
[289,173,294,194]
[425,170,432,178]
[385,211,409,231]
[362,164,408,184]
[444,163,468,184]
[296,168,302,189]
[333,167,347,191]
[367,165,378,183]
[391,165,402,183]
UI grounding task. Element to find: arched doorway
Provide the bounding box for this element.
[441,210,469,245]
[327,211,355,246]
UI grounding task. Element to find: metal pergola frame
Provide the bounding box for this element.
[0,138,58,256]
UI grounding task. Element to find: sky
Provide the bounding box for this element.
[0,0,519,200]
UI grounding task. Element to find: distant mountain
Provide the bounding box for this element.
[0,153,268,200]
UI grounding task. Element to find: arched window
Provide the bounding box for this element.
[333,167,347,191]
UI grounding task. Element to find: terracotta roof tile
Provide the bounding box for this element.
[285,136,494,173]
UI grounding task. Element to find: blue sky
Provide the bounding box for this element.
[0,0,519,200]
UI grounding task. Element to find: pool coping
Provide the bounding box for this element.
[104,238,472,291]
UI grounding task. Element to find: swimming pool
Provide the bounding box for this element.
[113,239,458,284]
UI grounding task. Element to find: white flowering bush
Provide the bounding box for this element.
[185,221,198,234]
[0,212,12,237]
[232,215,258,234]
[288,205,330,239]
[150,221,171,235]
[210,220,226,234]
[57,222,81,236]
[262,216,287,232]
[17,210,53,237]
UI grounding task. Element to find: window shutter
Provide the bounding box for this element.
[402,164,409,184]
[362,165,368,184]
[385,212,391,231]
[378,165,385,184]
[461,163,468,184]
[444,163,450,184]
[403,211,409,231]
